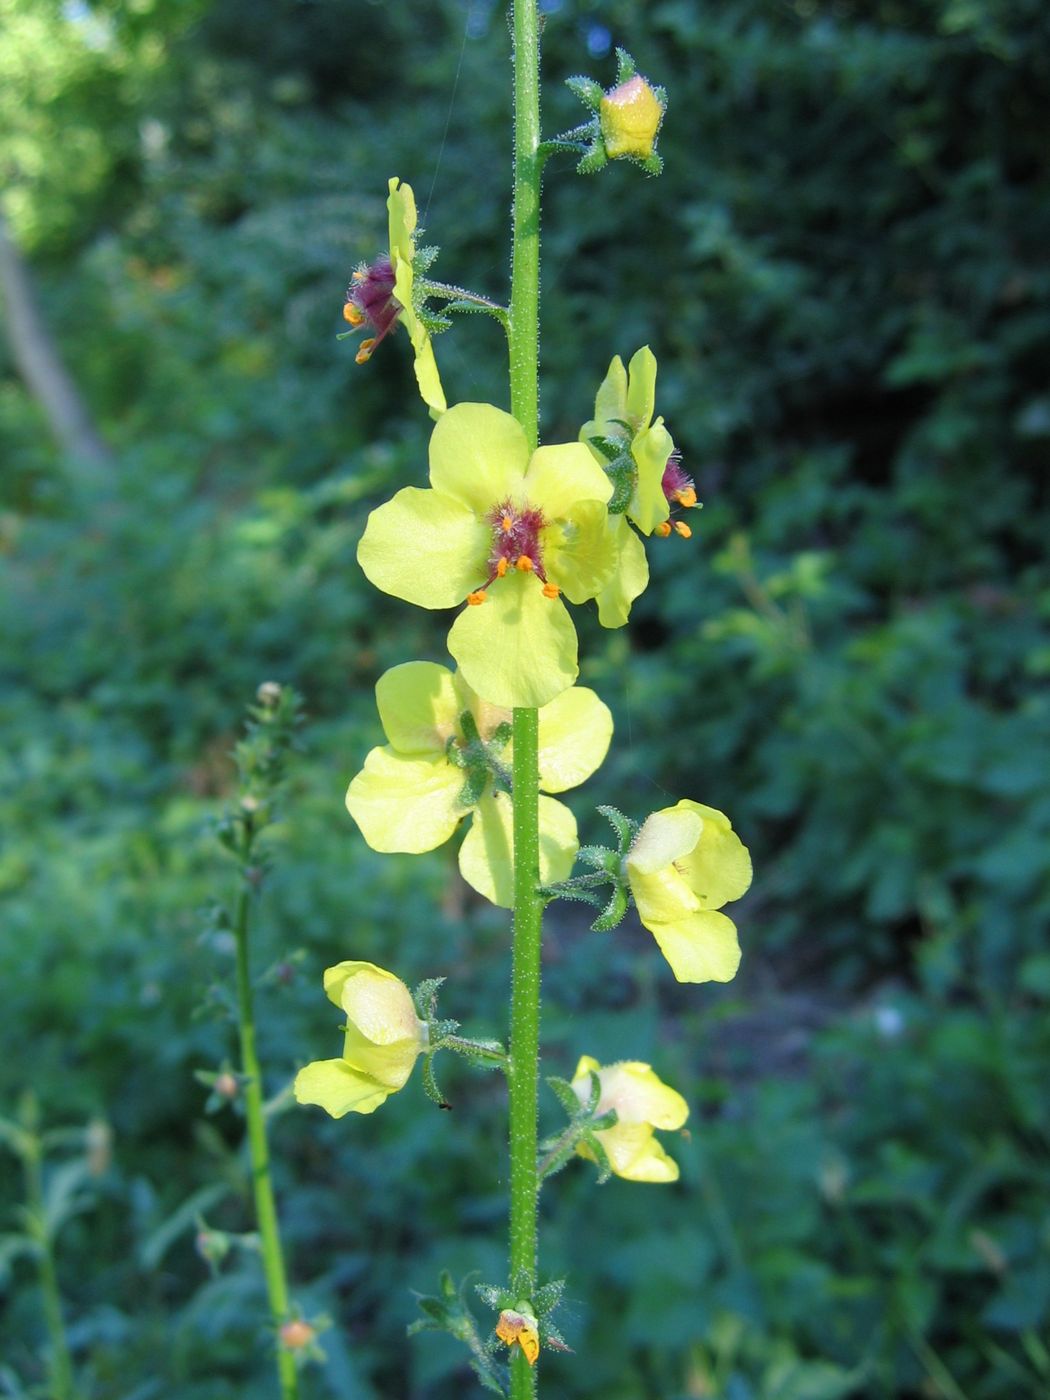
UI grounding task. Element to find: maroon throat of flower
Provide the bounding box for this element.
[466,501,561,606]
[343,256,400,365]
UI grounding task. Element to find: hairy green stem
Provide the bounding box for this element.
[233,877,299,1400]
[23,1143,77,1400]
[506,5,543,1398]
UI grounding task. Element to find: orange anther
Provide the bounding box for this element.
[655,521,672,538]
[516,555,534,572]
[355,339,376,364]
[343,302,365,326]
[352,268,368,283]
[542,582,560,599]
[467,590,487,605]
[501,514,513,533]
[675,487,698,508]
[674,520,692,539]
[496,558,509,577]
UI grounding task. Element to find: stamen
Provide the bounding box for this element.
[674,521,692,539]
[516,555,534,572]
[496,558,509,577]
[655,521,672,538]
[467,590,487,606]
[355,339,377,364]
[343,303,366,326]
[501,515,513,533]
[542,582,560,599]
[352,268,368,284]
[675,487,698,508]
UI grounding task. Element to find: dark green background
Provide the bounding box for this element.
[1,1,1048,1396]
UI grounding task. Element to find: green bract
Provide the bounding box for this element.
[571,1056,688,1183]
[357,403,619,708]
[294,962,427,1117]
[625,800,752,984]
[581,346,674,627]
[344,660,613,908]
[387,177,446,416]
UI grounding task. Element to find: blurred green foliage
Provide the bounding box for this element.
[1,0,1048,1396]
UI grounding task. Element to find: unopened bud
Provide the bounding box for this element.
[85,1118,113,1177]
[195,1228,230,1268]
[257,681,282,708]
[279,1319,317,1351]
[600,75,665,161]
[215,1072,239,1100]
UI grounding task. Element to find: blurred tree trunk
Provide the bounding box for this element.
[0,211,113,477]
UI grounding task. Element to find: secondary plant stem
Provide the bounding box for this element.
[233,871,299,1400]
[507,9,543,1397]
[23,1142,77,1400]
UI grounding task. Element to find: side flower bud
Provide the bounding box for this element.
[600,74,665,162]
[294,962,427,1117]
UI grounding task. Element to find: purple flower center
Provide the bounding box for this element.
[345,257,401,346]
[661,451,694,505]
[486,500,549,583]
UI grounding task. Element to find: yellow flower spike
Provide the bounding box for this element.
[571,1057,689,1182]
[294,962,427,1118]
[625,800,752,983]
[496,1308,540,1366]
[600,74,666,161]
[344,660,612,906]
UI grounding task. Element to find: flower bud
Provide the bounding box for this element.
[214,1072,239,1101]
[600,75,665,161]
[279,1319,317,1351]
[256,680,282,708]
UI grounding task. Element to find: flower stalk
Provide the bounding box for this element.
[232,838,299,1400]
[507,4,544,1396]
[21,1120,77,1400]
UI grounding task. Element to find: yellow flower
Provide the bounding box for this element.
[626,800,752,983]
[345,661,612,907]
[600,75,665,162]
[571,1056,689,1183]
[343,177,445,415]
[496,1307,540,1366]
[294,962,426,1117]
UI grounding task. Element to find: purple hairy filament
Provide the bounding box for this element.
[657,451,698,539]
[343,257,401,363]
[466,502,560,606]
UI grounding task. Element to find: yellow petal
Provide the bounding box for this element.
[458,791,578,909]
[429,402,528,516]
[648,909,742,984]
[357,487,489,608]
[345,746,467,854]
[672,800,753,909]
[536,686,613,792]
[294,1059,391,1117]
[522,441,612,518]
[375,661,460,755]
[628,807,703,875]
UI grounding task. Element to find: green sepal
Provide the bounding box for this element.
[457,763,490,809]
[591,881,629,933]
[576,143,608,176]
[576,844,615,871]
[545,1075,581,1118]
[413,244,440,275]
[420,1053,451,1110]
[566,75,603,109]
[410,1273,509,1398]
[598,804,636,851]
[413,977,445,1020]
[489,721,512,750]
[614,46,637,84]
[586,433,627,463]
[580,1128,614,1184]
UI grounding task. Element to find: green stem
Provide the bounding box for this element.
[233,877,299,1400]
[509,707,542,1400]
[506,6,543,1399]
[23,1143,77,1400]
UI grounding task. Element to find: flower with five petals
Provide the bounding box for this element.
[345,660,612,907]
[357,403,619,708]
[625,800,752,983]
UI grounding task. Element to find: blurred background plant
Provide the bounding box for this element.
[0,0,1048,1396]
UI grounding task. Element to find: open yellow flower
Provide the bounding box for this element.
[344,660,613,907]
[343,177,446,415]
[294,962,426,1117]
[626,800,752,983]
[571,1056,689,1182]
[357,403,619,707]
